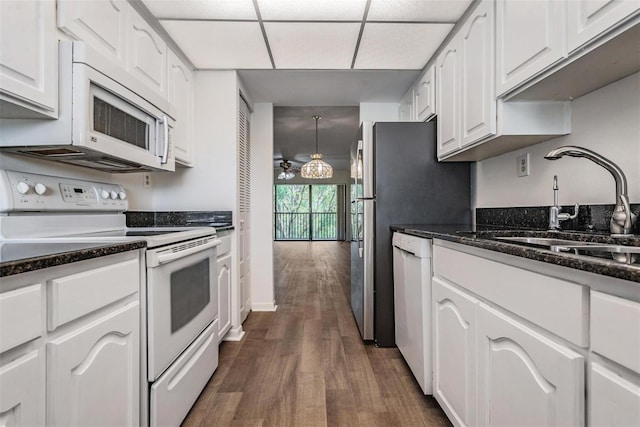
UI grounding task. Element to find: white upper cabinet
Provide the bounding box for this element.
[496,0,566,96]
[0,0,57,118]
[568,0,640,52]
[415,65,436,122]
[436,35,461,157]
[128,12,167,99]
[57,0,129,65]
[460,0,496,147]
[167,49,194,166]
[399,88,415,122]
[477,303,585,426]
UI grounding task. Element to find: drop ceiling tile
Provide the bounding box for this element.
[354,23,453,69]
[142,0,257,20]
[265,23,360,69]
[160,21,272,69]
[257,0,367,21]
[367,0,472,22]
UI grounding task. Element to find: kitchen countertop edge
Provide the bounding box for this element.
[1,241,147,278]
[391,224,640,283]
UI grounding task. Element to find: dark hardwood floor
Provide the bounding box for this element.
[182,241,451,426]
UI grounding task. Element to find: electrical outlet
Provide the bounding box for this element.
[143,173,152,189]
[517,153,530,177]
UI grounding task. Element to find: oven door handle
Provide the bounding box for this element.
[149,239,221,267]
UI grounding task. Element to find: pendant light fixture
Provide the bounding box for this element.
[301,115,333,179]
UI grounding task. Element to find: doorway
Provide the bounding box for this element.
[273,184,347,241]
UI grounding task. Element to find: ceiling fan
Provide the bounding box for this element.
[276,159,300,180]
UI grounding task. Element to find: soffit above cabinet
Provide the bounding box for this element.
[140,0,473,70]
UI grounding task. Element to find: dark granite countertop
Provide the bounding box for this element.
[391,225,640,283]
[0,241,146,278]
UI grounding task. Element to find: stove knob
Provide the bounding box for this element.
[34,183,47,195]
[16,181,31,195]
[118,191,127,200]
[101,190,110,200]
[110,191,118,200]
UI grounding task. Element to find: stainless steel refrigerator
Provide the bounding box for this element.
[350,121,470,347]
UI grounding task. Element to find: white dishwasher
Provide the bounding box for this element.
[392,232,433,395]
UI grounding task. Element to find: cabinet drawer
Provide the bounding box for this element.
[591,291,640,373]
[0,284,42,353]
[48,256,139,331]
[433,245,589,346]
[217,234,232,256]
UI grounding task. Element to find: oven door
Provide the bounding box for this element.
[146,237,220,381]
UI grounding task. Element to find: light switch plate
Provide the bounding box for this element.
[517,153,530,177]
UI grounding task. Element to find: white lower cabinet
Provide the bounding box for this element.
[590,361,640,426]
[477,303,584,426]
[47,302,140,427]
[0,350,45,426]
[589,290,640,426]
[217,253,232,342]
[432,277,478,427]
[0,250,142,427]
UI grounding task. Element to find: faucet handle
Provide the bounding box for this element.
[558,203,579,221]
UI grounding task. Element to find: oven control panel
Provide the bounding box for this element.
[0,169,128,212]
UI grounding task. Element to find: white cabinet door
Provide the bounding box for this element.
[399,89,414,122]
[0,350,45,426]
[415,66,435,122]
[0,0,57,118]
[128,13,167,99]
[496,0,566,96]
[460,0,496,147]
[57,0,129,65]
[436,36,461,157]
[167,49,194,166]
[47,302,140,427]
[432,277,478,427]
[477,303,584,426]
[568,0,640,52]
[590,361,640,426]
[217,254,232,342]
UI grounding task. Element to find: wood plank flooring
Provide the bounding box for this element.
[182,241,451,427]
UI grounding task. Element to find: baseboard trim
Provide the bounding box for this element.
[251,301,278,312]
[222,326,245,342]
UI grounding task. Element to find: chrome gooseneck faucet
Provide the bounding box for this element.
[549,175,578,230]
[544,145,637,236]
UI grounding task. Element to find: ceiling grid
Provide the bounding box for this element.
[143,0,472,71]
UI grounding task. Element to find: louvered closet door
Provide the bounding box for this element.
[238,97,251,322]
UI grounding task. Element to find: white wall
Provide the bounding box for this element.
[359,102,399,123]
[250,103,276,311]
[474,72,640,208]
[151,71,239,211]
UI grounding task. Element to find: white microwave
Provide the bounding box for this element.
[0,41,175,173]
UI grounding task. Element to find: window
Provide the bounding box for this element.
[273,185,339,240]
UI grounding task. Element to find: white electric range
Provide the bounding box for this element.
[0,169,220,427]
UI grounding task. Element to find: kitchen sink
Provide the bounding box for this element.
[494,237,601,247]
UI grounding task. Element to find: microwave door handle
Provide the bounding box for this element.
[160,115,169,164]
